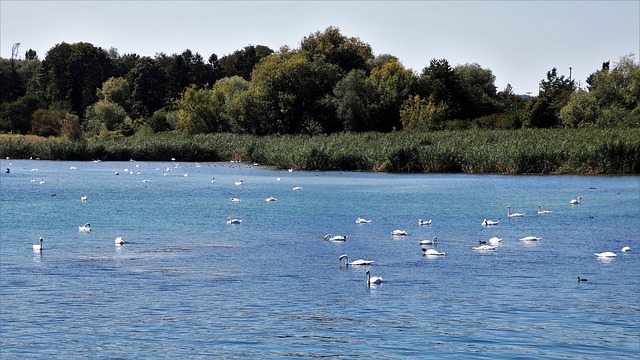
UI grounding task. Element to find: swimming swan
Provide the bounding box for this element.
[418,219,432,225]
[81,195,87,202]
[595,251,616,258]
[482,219,499,226]
[79,223,91,232]
[324,234,347,242]
[520,236,541,241]
[115,237,125,245]
[355,217,372,224]
[423,248,445,256]
[419,236,437,245]
[265,197,277,202]
[365,269,382,286]
[570,196,582,205]
[537,205,552,214]
[507,206,525,217]
[33,237,44,251]
[391,230,408,236]
[488,237,502,245]
[235,179,244,186]
[621,246,631,252]
[339,254,373,267]
[474,245,497,251]
[227,217,242,224]
[229,197,240,202]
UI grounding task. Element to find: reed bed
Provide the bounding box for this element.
[1,128,638,174]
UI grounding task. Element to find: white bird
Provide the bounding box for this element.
[537,205,552,214]
[211,176,216,183]
[142,179,150,183]
[355,217,371,224]
[482,219,499,226]
[488,237,502,245]
[292,186,302,191]
[507,206,525,217]
[265,197,277,202]
[474,245,497,251]
[79,223,91,232]
[339,254,373,267]
[419,236,438,245]
[235,179,244,186]
[422,248,445,256]
[365,269,382,286]
[33,237,44,251]
[115,237,125,245]
[391,230,408,236]
[39,178,45,184]
[595,251,617,258]
[621,246,631,252]
[227,217,242,224]
[324,234,347,242]
[520,236,541,241]
[570,196,582,205]
[229,197,240,202]
[81,195,87,202]
[418,219,432,225]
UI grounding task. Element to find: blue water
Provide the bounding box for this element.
[1,159,638,359]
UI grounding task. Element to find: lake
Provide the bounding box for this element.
[1,159,638,359]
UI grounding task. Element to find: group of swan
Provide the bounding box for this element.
[324,234,347,242]
[79,223,91,232]
[339,254,373,267]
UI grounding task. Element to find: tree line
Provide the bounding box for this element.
[1,26,638,140]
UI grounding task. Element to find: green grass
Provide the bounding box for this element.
[1,128,639,174]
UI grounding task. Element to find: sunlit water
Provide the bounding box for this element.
[1,159,638,359]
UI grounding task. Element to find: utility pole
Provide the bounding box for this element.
[569,67,572,82]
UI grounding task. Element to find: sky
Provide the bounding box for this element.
[1,0,638,95]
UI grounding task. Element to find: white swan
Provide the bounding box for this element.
[488,237,502,245]
[265,197,277,202]
[229,197,240,202]
[235,179,244,186]
[537,205,552,214]
[419,236,437,245]
[570,196,582,205]
[33,237,44,251]
[474,245,497,251]
[507,206,525,217]
[227,217,242,224]
[621,246,631,252]
[391,230,408,236]
[595,251,616,258]
[365,269,382,286]
[339,254,373,267]
[520,236,541,241]
[81,195,87,202]
[79,223,91,232]
[115,237,125,245]
[292,186,302,191]
[482,219,499,226]
[211,176,216,183]
[418,219,432,225]
[324,234,347,242]
[423,248,445,256]
[355,217,371,224]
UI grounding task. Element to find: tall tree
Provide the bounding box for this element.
[129,57,168,118]
[525,68,574,128]
[219,45,273,80]
[299,26,374,75]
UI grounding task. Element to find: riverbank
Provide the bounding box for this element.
[1,128,639,174]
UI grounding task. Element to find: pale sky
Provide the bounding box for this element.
[1,1,638,95]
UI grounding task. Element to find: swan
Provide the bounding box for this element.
[292,186,302,191]
[419,236,437,245]
[265,197,277,202]
[229,197,240,202]
[570,196,581,205]
[339,254,373,267]
[482,219,499,226]
[577,277,588,282]
[211,176,216,183]
[488,237,502,245]
[33,237,44,251]
[537,205,552,214]
[79,223,91,232]
[621,246,631,252]
[81,195,87,202]
[595,251,616,258]
[115,237,125,245]
[235,179,244,186]
[391,230,408,236]
[324,234,347,242]
[422,248,445,256]
[507,206,525,217]
[227,217,242,224]
[365,269,382,286]
[418,219,432,225]
[39,178,45,184]
[355,217,371,224]
[520,236,541,241]
[474,245,497,251]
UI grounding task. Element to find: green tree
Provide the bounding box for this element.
[332,69,376,132]
[369,59,415,131]
[129,57,168,118]
[211,76,250,133]
[219,45,273,80]
[453,63,497,119]
[31,108,62,137]
[175,85,219,134]
[400,95,448,131]
[418,58,464,121]
[299,26,374,75]
[0,94,43,133]
[98,77,131,111]
[61,112,83,140]
[525,68,575,128]
[89,99,127,131]
[559,90,600,127]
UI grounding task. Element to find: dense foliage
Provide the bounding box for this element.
[1,27,638,139]
[1,128,638,174]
